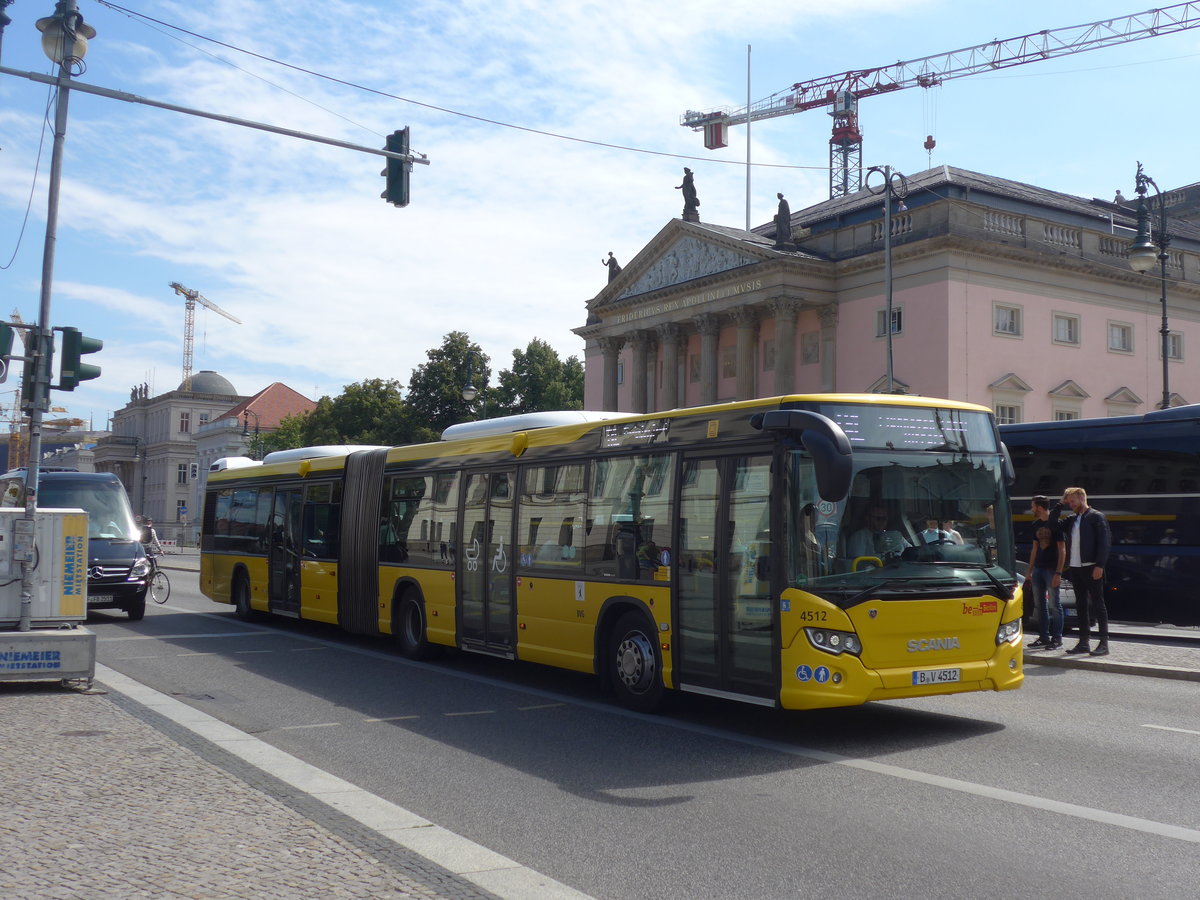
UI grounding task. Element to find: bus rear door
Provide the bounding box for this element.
[459,469,516,655]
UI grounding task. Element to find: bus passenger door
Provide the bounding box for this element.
[459,470,515,655]
[267,488,302,616]
[676,453,776,702]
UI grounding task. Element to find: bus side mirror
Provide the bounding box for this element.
[753,409,853,502]
[999,441,1016,487]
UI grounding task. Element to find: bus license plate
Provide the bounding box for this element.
[912,667,961,685]
[88,594,114,604]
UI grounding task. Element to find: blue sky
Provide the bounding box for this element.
[1,0,1198,430]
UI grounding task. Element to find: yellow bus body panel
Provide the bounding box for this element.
[513,577,673,680]
[378,568,458,647]
[778,587,1023,710]
[301,559,339,624]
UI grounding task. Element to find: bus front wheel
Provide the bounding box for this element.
[608,611,665,713]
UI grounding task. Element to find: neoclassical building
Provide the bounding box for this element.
[577,165,1199,422]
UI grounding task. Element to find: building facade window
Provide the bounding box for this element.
[875,307,902,337]
[1052,314,1079,345]
[1108,322,1134,353]
[994,404,1021,425]
[615,359,624,385]
[199,412,210,427]
[1054,409,1080,421]
[1166,331,1184,360]
[179,411,191,433]
[177,463,188,485]
[176,499,187,521]
[993,304,1022,337]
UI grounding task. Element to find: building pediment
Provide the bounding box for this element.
[988,373,1033,393]
[591,220,787,311]
[1048,379,1090,399]
[1105,386,1142,405]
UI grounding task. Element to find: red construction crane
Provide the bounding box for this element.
[681,2,1200,199]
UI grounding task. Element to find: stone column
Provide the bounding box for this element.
[598,336,624,411]
[656,323,681,411]
[629,331,653,414]
[818,305,839,392]
[770,298,800,395]
[693,313,721,406]
[732,307,759,401]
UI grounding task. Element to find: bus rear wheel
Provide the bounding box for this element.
[396,593,433,660]
[608,611,665,713]
[233,575,256,622]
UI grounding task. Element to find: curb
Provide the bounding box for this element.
[1023,653,1200,683]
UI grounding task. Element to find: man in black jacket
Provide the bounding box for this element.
[1057,487,1111,656]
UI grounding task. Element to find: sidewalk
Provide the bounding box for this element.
[1022,625,1200,682]
[0,663,589,900]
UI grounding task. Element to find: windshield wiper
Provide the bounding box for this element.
[842,577,926,608]
[903,560,1012,599]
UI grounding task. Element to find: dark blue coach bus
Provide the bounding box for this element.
[1000,405,1200,627]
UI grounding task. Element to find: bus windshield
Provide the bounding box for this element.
[787,447,1014,604]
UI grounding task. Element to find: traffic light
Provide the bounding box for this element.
[54,326,103,391]
[381,127,410,207]
[0,322,13,384]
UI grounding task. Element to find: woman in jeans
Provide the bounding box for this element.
[1027,502,1066,649]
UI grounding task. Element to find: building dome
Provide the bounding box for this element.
[182,370,238,395]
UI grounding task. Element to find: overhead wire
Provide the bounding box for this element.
[0,81,55,270]
[93,0,823,170]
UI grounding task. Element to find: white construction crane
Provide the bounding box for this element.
[168,282,242,390]
[681,2,1200,198]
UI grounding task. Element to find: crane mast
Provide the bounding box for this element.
[681,2,1200,198]
[168,282,242,390]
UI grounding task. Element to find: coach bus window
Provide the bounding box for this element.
[518,463,586,570]
[586,454,673,580]
[380,472,461,567]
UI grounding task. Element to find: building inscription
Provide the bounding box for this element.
[609,278,763,325]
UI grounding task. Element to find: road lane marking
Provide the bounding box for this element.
[518,703,566,711]
[364,715,420,723]
[1143,724,1200,736]
[275,723,341,731]
[98,632,267,641]
[444,710,495,717]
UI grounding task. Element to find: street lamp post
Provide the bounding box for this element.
[241,409,261,460]
[1128,162,1173,411]
[461,352,487,419]
[866,165,909,394]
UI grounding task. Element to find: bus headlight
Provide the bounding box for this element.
[996,619,1022,645]
[805,627,862,656]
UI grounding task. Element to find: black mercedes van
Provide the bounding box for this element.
[0,469,151,620]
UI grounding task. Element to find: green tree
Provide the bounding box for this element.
[494,338,584,414]
[296,379,415,446]
[406,332,488,432]
[258,412,309,455]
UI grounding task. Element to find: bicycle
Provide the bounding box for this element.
[148,555,171,604]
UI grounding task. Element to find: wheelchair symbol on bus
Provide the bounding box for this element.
[491,537,507,573]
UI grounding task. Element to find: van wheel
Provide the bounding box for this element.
[233,575,257,621]
[126,593,146,621]
[608,611,665,713]
[396,593,433,660]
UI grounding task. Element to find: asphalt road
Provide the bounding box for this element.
[91,578,1200,900]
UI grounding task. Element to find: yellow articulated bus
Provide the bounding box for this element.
[200,394,1023,712]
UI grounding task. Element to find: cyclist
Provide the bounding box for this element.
[139,516,164,559]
